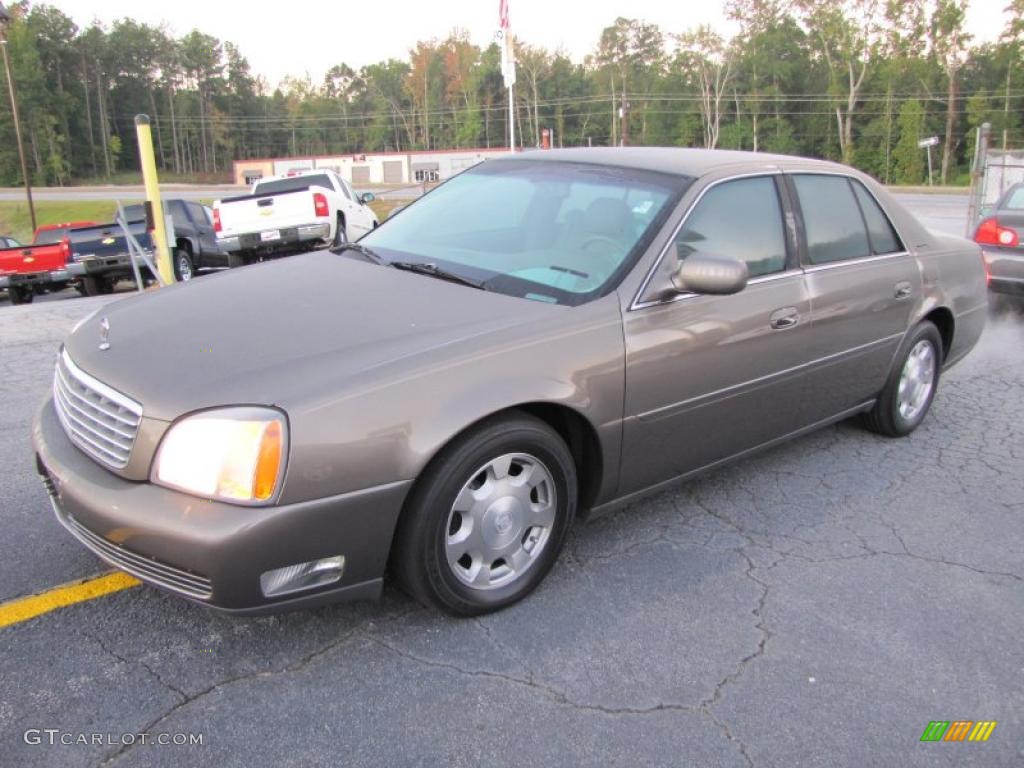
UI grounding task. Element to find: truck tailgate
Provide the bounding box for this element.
[217,189,322,237]
[0,243,67,275]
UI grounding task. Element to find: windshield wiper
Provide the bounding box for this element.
[331,242,384,264]
[389,261,487,291]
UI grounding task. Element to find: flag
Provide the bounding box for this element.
[499,0,515,87]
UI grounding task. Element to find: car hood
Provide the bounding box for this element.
[63,251,561,421]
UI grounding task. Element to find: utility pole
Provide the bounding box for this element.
[619,87,630,147]
[0,3,36,232]
[499,1,516,153]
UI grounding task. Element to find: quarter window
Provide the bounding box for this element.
[675,176,787,278]
[792,175,871,264]
[851,181,902,255]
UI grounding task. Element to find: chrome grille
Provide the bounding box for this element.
[63,512,213,600]
[53,349,142,470]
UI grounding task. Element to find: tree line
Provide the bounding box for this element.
[0,0,1021,187]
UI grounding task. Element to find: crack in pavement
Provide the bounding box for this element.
[365,634,701,718]
[97,607,419,767]
[81,629,189,704]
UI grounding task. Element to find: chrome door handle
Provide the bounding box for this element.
[769,307,800,330]
[894,282,912,299]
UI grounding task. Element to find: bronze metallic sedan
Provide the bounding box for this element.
[33,148,987,616]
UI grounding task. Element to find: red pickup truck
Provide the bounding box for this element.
[0,222,96,305]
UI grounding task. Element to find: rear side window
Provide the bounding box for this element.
[255,174,335,196]
[793,175,870,264]
[851,182,902,254]
[1004,186,1024,210]
[675,176,787,278]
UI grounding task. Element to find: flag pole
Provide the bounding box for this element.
[500,0,515,154]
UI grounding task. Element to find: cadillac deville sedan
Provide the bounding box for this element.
[34,148,987,616]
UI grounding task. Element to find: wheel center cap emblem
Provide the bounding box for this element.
[495,511,514,535]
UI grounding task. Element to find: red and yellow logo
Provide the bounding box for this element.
[920,721,997,742]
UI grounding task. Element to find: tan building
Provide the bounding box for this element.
[233,148,510,187]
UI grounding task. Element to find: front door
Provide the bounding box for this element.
[620,174,815,496]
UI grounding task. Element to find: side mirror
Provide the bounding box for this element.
[359,192,376,205]
[671,250,749,296]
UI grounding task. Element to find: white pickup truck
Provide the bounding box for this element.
[213,169,379,265]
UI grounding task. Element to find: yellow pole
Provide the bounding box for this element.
[134,114,174,284]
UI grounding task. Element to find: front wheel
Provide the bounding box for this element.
[392,413,577,616]
[863,321,943,437]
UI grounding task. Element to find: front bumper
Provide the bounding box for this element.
[218,222,331,254]
[33,398,412,614]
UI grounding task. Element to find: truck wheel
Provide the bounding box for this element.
[174,249,195,282]
[333,215,348,247]
[8,285,33,305]
[81,275,113,297]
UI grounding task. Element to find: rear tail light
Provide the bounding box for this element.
[212,207,222,233]
[60,237,70,262]
[313,192,329,218]
[975,217,1019,247]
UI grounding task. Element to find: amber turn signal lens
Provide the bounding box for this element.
[253,420,283,501]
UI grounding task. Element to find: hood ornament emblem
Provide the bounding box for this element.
[99,317,111,351]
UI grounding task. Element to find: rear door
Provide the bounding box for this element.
[786,173,921,423]
[620,174,815,496]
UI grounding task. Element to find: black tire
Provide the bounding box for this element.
[174,248,195,282]
[391,412,577,616]
[81,275,113,297]
[863,321,944,437]
[8,285,33,305]
[332,214,347,247]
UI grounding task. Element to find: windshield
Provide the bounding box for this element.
[255,174,334,196]
[360,159,689,305]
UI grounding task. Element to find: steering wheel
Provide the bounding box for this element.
[577,235,621,282]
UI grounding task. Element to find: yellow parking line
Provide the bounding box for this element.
[0,571,141,628]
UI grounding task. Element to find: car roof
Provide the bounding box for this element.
[496,147,850,178]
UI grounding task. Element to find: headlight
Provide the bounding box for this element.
[152,407,287,504]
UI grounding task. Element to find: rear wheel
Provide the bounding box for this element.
[174,249,195,281]
[81,275,113,297]
[863,321,943,437]
[8,285,33,305]
[392,412,577,616]
[333,214,347,247]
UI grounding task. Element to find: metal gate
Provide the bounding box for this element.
[967,123,1024,233]
[352,166,371,184]
[382,160,404,184]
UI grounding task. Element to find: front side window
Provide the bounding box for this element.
[792,175,872,265]
[674,176,788,279]
[360,160,689,306]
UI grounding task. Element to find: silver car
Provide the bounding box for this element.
[33,148,987,616]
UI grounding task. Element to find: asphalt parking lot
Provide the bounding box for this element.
[1,194,1022,767]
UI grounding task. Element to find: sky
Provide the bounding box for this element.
[52,0,1012,87]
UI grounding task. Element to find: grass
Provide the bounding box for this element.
[1,198,411,244]
[0,201,119,243]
